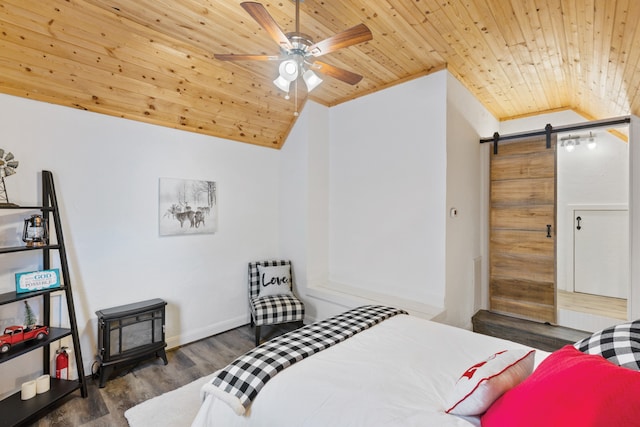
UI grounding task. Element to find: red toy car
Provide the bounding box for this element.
[0,325,49,353]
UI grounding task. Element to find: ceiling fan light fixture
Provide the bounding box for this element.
[278,59,299,82]
[303,69,323,92]
[273,75,291,93]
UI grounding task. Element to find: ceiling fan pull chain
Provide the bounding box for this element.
[294,79,299,116]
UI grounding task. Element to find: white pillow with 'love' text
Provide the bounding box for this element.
[257,264,293,297]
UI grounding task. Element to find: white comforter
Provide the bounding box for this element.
[192,315,549,427]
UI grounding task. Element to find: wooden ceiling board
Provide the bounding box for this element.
[424,1,522,115]
[510,2,562,108]
[1,0,639,148]
[608,0,640,113]
[607,4,630,109]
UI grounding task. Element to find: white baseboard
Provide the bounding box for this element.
[165,314,249,350]
[557,309,622,332]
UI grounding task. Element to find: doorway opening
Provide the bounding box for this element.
[556,126,629,328]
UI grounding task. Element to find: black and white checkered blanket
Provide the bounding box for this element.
[201,305,407,415]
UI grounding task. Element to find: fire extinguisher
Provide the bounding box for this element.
[55,347,69,380]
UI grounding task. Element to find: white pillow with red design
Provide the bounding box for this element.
[445,348,535,416]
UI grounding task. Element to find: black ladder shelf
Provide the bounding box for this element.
[0,170,87,426]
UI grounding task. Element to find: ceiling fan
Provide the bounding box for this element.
[214,1,372,98]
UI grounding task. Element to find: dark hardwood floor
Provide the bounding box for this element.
[27,323,292,427]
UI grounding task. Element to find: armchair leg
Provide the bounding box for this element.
[255,325,261,346]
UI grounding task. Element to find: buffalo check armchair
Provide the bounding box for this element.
[248,260,305,346]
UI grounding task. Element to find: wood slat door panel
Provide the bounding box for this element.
[491,279,556,304]
[490,252,555,282]
[490,296,557,323]
[491,206,554,231]
[490,178,554,204]
[490,136,557,324]
[491,152,555,180]
[491,230,554,257]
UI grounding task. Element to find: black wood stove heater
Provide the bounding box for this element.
[95,298,168,387]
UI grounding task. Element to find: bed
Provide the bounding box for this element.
[192,306,640,427]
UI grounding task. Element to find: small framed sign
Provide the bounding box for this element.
[15,269,61,294]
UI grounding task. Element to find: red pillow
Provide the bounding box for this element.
[481,345,640,427]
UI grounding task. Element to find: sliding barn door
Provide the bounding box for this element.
[490,135,557,323]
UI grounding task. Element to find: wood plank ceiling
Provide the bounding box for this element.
[0,0,638,148]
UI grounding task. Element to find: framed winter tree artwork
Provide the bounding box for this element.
[159,178,217,236]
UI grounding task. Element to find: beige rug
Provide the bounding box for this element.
[124,373,215,427]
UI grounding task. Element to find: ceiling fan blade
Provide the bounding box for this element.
[214,54,281,61]
[241,2,293,50]
[312,61,363,85]
[308,23,372,57]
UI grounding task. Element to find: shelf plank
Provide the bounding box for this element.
[0,378,81,427]
[0,286,66,306]
[0,327,72,363]
[0,244,61,255]
[0,205,45,210]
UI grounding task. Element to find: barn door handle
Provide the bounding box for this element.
[546,224,552,238]
[576,216,582,230]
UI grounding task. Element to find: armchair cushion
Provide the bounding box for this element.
[250,294,305,326]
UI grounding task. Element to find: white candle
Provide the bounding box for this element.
[21,380,36,400]
[36,375,50,394]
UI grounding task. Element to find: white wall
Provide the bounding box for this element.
[630,115,640,320]
[442,74,497,328]
[327,73,448,308]
[278,107,310,297]
[278,102,331,321]
[0,93,281,395]
[284,74,454,320]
